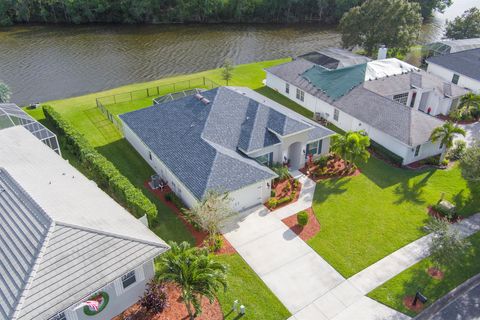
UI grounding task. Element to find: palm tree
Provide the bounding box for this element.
[0,81,11,103]
[457,92,480,120]
[430,122,466,160]
[157,242,227,319]
[331,131,370,169]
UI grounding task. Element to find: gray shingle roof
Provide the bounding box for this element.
[427,48,480,81]
[120,87,333,200]
[363,70,468,98]
[334,86,445,146]
[0,127,169,320]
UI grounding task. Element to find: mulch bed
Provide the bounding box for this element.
[265,178,302,211]
[281,208,320,241]
[406,160,448,171]
[113,282,222,320]
[300,158,360,182]
[427,267,445,280]
[403,296,425,313]
[436,114,478,125]
[427,206,463,223]
[144,181,236,255]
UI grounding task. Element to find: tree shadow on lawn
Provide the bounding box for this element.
[455,181,480,216]
[393,171,435,205]
[359,156,432,189]
[314,177,350,203]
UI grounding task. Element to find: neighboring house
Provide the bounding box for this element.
[424,38,480,57]
[426,48,480,93]
[265,56,461,165]
[0,126,169,320]
[120,86,334,211]
[0,103,60,154]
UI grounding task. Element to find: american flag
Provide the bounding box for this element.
[84,300,99,311]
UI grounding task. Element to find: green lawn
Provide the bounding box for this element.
[308,156,480,278]
[26,58,292,319]
[368,232,480,317]
[215,254,291,320]
[26,58,289,244]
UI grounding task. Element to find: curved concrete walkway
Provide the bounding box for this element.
[222,171,480,320]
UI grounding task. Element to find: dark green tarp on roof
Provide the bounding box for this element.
[302,63,367,100]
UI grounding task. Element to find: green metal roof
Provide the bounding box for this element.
[302,63,367,100]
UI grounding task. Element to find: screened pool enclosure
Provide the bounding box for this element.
[0,103,60,155]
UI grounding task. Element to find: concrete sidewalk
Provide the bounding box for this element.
[272,171,316,220]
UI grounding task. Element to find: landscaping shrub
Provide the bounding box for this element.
[277,196,292,205]
[314,156,328,168]
[165,193,173,202]
[42,105,157,218]
[293,179,299,188]
[369,140,403,166]
[205,234,223,253]
[139,280,168,314]
[268,198,278,208]
[271,190,276,197]
[420,156,441,166]
[447,140,467,161]
[297,211,309,227]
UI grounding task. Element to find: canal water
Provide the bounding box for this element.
[0,0,476,105]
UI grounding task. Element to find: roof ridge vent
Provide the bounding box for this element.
[194,93,204,100]
[200,98,210,105]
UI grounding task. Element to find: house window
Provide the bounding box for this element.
[255,152,273,167]
[149,151,152,160]
[452,74,460,84]
[333,108,340,121]
[50,313,66,320]
[414,145,421,157]
[285,83,290,94]
[440,142,444,149]
[296,88,304,102]
[306,140,323,157]
[393,92,409,105]
[409,91,417,108]
[122,270,136,289]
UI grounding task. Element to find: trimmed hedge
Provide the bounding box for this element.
[42,105,157,218]
[369,140,403,166]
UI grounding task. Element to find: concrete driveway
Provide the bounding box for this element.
[222,206,345,314]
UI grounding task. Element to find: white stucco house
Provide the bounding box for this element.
[120,86,334,211]
[0,126,169,320]
[426,48,480,93]
[265,50,468,165]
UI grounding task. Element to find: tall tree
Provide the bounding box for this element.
[430,122,466,160]
[445,7,480,40]
[413,0,452,18]
[157,242,227,319]
[0,81,11,103]
[460,142,480,181]
[456,92,480,120]
[182,190,235,238]
[427,217,470,272]
[340,0,422,56]
[221,59,234,85]
[331,130,370,169]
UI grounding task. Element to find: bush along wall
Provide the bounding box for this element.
[42,105,157,218]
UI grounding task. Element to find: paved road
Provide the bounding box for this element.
[415,273,480,320]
